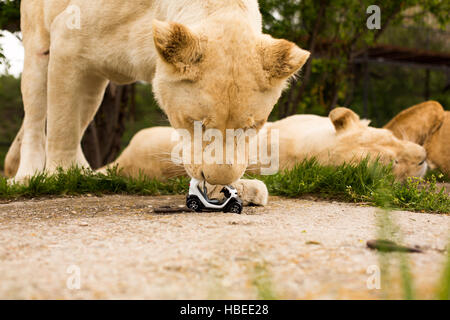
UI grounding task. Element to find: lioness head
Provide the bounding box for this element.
[151,20,309,184]
[330,108,428,180]
[384,101,449,176]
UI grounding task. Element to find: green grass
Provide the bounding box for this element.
[1,159,449,213]
[256,158,450,214]
[0,166,189,199]
[251,261,277,300]
[437,249,450,300]
[387,175,449,213]
[256,158,393,202]
[425,169,450,183]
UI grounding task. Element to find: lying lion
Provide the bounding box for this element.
[99,107,427,204]
[384,101,449,176]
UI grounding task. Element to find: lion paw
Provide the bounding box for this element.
[205,179,269,207]
[231,179,268,206]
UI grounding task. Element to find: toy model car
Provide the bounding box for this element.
[186,178,243,214]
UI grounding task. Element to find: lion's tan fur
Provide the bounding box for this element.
[384,101,449,175]
[8,0,309,185]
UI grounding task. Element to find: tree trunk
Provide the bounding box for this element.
[81,83,135,169]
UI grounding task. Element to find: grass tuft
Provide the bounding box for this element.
[256,158,393,203]
[256,158,450,214]
[0,166,189,200]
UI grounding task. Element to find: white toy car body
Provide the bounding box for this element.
[186,178,243,214]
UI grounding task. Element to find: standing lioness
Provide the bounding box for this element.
[14,0,309,184]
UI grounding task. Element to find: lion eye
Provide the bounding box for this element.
[419,160,425,166]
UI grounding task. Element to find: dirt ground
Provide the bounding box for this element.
[0,194,449,300]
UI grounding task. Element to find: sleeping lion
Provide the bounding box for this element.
[98,107,427,205]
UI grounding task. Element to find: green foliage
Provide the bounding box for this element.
[259,0,450,118]
[0,75,22,168]
[0,1,20,31]
[0,0,22,167]
[351,64,450,127]
[0,0,21,64]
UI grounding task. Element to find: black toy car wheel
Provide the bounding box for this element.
[186,196,203,212]
[226,200,243,214]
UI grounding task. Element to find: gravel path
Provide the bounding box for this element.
[0,195,448,299]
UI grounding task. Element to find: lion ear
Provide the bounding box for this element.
[329,107,360,133]
[152,20,204,73]
[260,37,310,81]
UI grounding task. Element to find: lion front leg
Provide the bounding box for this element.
[14,39,49,183]
[46,55,108,173]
